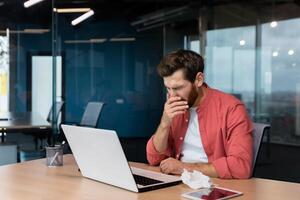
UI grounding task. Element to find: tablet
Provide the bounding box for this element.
[181,186,243,200]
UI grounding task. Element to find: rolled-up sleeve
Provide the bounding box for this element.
[146,129,174,166]
[212,103,253,179]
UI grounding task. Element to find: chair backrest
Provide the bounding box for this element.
[80,102,104,128]
[47,101,64,123]
[252,122,270,175]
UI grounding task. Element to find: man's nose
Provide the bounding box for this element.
[169,90,178,97]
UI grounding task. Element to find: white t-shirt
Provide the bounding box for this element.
[180,107,208,163]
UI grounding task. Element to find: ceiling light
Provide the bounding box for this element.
[288,49,294,55]
[239,40,246,46]
[24,0,45,8]
[0,29,50,34]
[23,29,50,33]
[90,38,107,43]
[110,37,136,42]
[64,38,107,44]
[53,8,91,13]
[270,21,278,28]
[71,10,94,26]
[272,51,278,57]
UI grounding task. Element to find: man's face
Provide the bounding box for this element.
[163,70,199,107]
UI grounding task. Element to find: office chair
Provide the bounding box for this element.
[79,102,104,128]
[47,101,65,124]
[252,122,271,176]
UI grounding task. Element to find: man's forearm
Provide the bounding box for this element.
[152,122,170,153]
[184,163,218,178]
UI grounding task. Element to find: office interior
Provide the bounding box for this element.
[0,0,299,185]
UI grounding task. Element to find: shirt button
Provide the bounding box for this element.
[176,154,179,158]
[185,119,188,122]
[179,137,183,140]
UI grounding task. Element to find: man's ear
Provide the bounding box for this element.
[194,72,204,87]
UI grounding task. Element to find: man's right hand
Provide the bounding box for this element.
[152,96,188,153]
[161,96,188,127]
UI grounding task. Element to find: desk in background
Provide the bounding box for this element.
[0,154,299,200]
[0,112,51,148]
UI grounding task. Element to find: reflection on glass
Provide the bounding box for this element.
[205,26,255,113]
[261,18,300,143]
[0,35,9,112]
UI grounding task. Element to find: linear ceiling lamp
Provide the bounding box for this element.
[71,10,94,26]
[0,29,50,34]
[131,6,189,32]
[53,8,91,13]
[64,38,107,44]
[110,37,136,42]
[24,0,45,8]
[131,6,188,26]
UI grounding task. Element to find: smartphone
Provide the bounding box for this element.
[181,186,243,200]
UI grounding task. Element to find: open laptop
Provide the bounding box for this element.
[61,125,181,192]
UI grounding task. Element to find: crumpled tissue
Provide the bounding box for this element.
[181,169,212,189]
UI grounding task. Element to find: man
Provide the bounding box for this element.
[146,49,253,179]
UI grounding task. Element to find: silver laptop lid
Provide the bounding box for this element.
[61,125,139,192]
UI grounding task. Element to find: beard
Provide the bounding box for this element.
[187,85,199,107]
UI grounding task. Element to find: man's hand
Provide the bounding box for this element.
[160,157,184,175]
[152,96,188,154]
[161,96,188,127]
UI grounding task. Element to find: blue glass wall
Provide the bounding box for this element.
[56,18,165,137]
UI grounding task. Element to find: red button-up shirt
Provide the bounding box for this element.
[146,85,253,179]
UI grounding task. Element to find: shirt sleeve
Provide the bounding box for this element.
[146,127,174,166]
[212,103,253,179]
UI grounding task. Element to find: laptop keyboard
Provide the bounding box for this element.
[133,174,163,186]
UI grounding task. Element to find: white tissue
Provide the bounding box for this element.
[181,169,212,189]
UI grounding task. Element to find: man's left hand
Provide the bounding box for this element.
[159,157,184,175]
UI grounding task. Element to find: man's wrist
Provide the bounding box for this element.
[160,121,170,129]
[183,163,205,172]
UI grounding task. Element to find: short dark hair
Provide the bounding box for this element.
[157,49,204,82]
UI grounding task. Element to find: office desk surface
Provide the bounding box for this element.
[0,155,299,200]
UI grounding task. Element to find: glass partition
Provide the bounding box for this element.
[0,0,299,158]
[205,26,256,113]
[260,18,300,143]
[50,0,300,145]
[1,1,53,150]
[53,2,167,137]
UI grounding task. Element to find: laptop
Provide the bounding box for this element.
[61,125,182,192]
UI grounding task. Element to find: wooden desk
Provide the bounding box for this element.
[0,155,299,200]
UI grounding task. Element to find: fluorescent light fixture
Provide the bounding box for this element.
[24,0,45,8]
[288,49,295,55]
[270,21,278,28]
[64,38,107,44]
[24,29,50,33]
[71,10,94,26]
[110,37,136,42]
[272,51,279,57]
[53,8,91,13]
[239,40,246,46]
[90,38,107,43]
[0,29,50,34]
